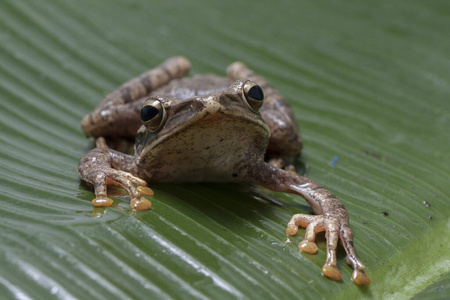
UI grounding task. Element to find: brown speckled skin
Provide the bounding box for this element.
[78,57,370,285]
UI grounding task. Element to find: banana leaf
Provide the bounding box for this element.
[0,0,449,299]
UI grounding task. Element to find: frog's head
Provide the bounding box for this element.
[135,80,271,176]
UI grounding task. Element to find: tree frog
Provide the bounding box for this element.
[78,57,370,285]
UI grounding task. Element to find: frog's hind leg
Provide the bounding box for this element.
[82,57,191,138]
[97,56,191,108]
[227,61,290,116]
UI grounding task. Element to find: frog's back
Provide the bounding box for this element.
[150,75,231,100]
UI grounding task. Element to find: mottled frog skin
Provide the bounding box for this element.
[78,57,370,285]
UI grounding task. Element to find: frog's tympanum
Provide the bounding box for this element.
[78,57,370,285]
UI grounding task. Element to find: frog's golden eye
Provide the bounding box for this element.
[140,99,166,132]
[243,81,264,112]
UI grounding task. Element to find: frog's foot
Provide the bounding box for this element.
[92,169,153,211]
[267,156,297,175]
[340,223,372,286]
[79,143,154,211]
[97,174,153,210]
[286,213,371,286]
[286,214,324,255]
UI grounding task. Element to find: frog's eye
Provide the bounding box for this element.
[140,99,166,132]
[243,81,264,112]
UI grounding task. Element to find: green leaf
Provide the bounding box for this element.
[0,0,449,299]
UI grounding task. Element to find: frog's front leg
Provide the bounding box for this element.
[251,163,371,286]
[78,138,153,210]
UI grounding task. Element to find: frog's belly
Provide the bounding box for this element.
[136,115,268,183]
[141,156,248,183]
[138,141,265,183]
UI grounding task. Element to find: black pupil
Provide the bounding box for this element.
[248,85,264,101]
[140,105,159,122]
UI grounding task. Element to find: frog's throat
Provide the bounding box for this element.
[137,110,270,159]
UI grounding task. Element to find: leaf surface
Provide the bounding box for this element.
[0,0,449,299]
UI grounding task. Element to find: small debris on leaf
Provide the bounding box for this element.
[331,155,339,167]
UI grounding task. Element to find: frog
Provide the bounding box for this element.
[78,56,371,286]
